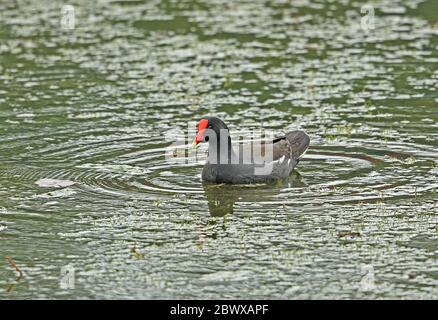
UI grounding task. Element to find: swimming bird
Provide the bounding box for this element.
[193,116,310,184]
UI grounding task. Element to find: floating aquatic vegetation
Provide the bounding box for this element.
[0,0,437,299]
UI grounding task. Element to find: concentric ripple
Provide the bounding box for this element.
[1,0,438,300]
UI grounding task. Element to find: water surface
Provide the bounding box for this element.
[1,0,437,299]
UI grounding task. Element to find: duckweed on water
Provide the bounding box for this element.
[0,0,437,299]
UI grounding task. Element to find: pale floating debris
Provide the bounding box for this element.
[285,286,302,295]
[200,271,251,282]
[44,201,60,206]
[37,189,77,199]
[36,178,76,188]
[16,113,35,118]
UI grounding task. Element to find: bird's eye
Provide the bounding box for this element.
[205,136,209,142]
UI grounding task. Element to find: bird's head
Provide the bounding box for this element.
[192,117,229,148]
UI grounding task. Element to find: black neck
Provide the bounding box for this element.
[208,130,233,164]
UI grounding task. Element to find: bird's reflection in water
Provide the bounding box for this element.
[203,171,307,217]
[203,183,238,217]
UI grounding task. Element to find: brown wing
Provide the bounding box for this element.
[236,131,309,163]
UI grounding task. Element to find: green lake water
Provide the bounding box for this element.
[1,0,437,299]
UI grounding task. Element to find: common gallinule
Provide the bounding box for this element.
[193,117,310,184]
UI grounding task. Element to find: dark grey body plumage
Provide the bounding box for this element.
[198,117,310,184]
